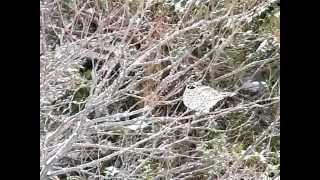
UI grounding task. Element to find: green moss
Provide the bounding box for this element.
[207,130,222,141]
[203,133,227,154]
[80,68,92,80]
[148,1,179,23]
[225,47,247,65]
[100,161,109,176]
[258,12,280,34]
[244,155,267,171]
[122,96,139,110]
[128,0,141,14]
[260,62,280,87]
[79,60,94,80]
[270,136,280,152]
[142,160,161,179]
[190,3,210,20]
[69,86,90,114]
[269,152,280,166]
[232,143,244,154]
[60,0,73,14]
[223,112,266,149]
[242,1,280,33]
[192,43,211,58]
[73,86,90,101]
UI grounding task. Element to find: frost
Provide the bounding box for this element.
[256,39,268,53]
[126,121,149,131]
[104,166,120,176]
[86,8,95,14]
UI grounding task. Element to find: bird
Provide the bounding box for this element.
[183,83,235,113]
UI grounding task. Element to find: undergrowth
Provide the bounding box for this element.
[40,0,280,179]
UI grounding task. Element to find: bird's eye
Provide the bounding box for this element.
[187,85,195,89]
